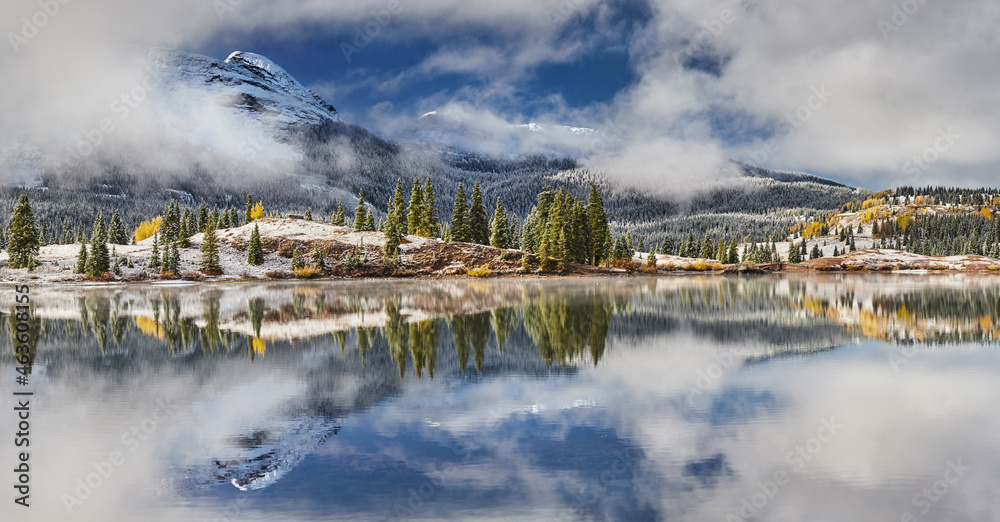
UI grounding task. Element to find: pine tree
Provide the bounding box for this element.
[490,197,509,249]
[112,246,121,276]
[170,242,181,274]
[304,207,313,221]
[76,243,88,274]
[727,239,738,264]
[163,202,180,242]
[148,233,161,268]
[420,177,439,237]
[788,242,802,263]
[384,179,406,262]
[247,224,264,265]
[451,183,470,242]
[546,190,568,267]
[244,193,254,224]
[468,181,489,245]
[586,185,609,265]
[291,246,305,270]
[200,222,222,274]
[199,201,209,232]
[364,209,376,231]
[811,244,822,260]
[354,189,367,232]
[85,212,110,276]
[6,193,40,269]
[660,236,674,256]
[178,208,193,247]
[507,213,521,250]
[407,177,424,235]
[332,201,345,226]
[61,218,73,244]
[311,246,326,269]
[108,210,128,245]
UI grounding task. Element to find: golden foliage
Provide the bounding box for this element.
[896,215,914,231]
[134,216,162,242]
[861,197,885,210]
[467,265,494,278]
[252,337,267,357]
[293,266,325,279]
[135,316,163,339]
[981,207,993,220]
[250,201,265,221]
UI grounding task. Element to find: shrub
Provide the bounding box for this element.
[638,264,658,274]
[467,265,493,278]
[264,270,294,279]
[293,266,325,279]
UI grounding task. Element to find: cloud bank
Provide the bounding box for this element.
[2,0,999,189]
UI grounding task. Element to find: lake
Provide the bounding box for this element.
[2,274,999,521]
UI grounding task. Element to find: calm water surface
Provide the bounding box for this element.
[1,274,999,521]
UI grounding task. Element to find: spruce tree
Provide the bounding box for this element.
[244,193,254,224]
[490,197,509,249]
[85,212,110,276]
[508,214,521,250]
[468,181,489,245]
[178,208,192,248]
[546,190,568,265]
[384,179,406,262]
[407,177,424,235]
[421,177,439,237]
[588,185,611,264]
[451,183,470,242]
[247,224,264,265]
[108,210,128,245]
[160,244,171,276]
[354,189,367,232]
[149,233,161,268]
[6,193,40,269]
[291,246,305,270]
[304,207,313,221]
[170,242,181,273]
[200,222,222,274]
[61,218,73,244]
[199,201,209,232]
[311,246,326,270]
[76,243,88,273]
[364,209,376,231]
[332,201,345,226]
[660,236,674,256]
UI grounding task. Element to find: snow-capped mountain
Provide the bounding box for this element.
[150,48,339,132]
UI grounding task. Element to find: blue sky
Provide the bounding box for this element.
[3,0,999,189]
[195,2,645,130]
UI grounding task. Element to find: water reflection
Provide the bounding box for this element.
[2,274,1000,521]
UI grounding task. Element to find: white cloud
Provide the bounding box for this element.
[2,0,999,189]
